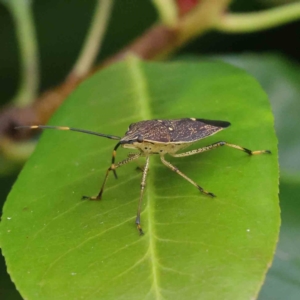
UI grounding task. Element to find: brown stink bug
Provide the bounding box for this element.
[16,118,271,235]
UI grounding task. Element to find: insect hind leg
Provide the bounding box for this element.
[222,142,271,155]
[171,141,271,158]
[160,155,215,197]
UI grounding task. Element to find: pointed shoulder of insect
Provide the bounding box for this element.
[167,118,231,143]
[194,118,231,128]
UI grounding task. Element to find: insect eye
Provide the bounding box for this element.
[137,135,144,143]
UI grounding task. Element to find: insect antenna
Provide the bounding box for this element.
[15,125,121,140]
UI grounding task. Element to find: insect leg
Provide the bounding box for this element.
[111,144,120,179]
[160,155,215,197]
[136,156,150,235]
[171,141,271,158]
[82,153,141,200]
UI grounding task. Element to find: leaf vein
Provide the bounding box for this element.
[40,216,135,279]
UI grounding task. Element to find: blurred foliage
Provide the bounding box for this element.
[259,175,300,300]
[0,0,299,299]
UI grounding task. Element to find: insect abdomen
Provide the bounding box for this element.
[123,141,191,155]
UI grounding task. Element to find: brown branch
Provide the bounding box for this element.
[0,75,81,140]
[0,0,232,141]
[0,24,178,140]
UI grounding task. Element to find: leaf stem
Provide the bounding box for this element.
[6,0,39,107]
[159,0,233,57]
[216,2,300,33]
[152,0,178,27]
[70,0,114,79]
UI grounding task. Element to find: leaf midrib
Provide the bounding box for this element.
[126,57,162,299]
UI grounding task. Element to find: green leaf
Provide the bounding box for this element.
[0,58,279,299]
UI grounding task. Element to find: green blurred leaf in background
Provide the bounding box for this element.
[0,59,279,299]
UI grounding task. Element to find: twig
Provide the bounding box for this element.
[5,0,39,107]
[69,0,114,79]
[216,2,300,33]
[152,0,178,27]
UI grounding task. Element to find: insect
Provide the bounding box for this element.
[16,118,271,235]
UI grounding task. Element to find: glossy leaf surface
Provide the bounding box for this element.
[0,59,279,299]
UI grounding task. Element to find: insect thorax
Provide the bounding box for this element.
[122,141,192,155]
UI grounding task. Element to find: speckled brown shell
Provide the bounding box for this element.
[121,118,230,144]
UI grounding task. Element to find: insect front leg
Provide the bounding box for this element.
[82,153,141,200]
[126,153,146,173]
[136,156,150,235]
[160,155,215,197]
[170,141,271,158]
